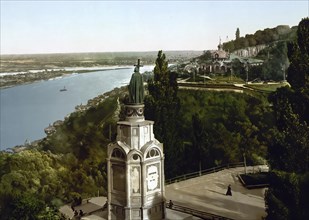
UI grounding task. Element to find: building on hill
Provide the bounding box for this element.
[197,43,263,76]
[198,41,231,74]
[211,42,229,61]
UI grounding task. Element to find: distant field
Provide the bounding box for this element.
[0,51,203,72]
[0,50,203,88]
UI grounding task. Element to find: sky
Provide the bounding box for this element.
[1,0,308,55]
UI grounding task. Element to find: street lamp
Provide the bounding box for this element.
[243,152,247,174]
[246,60,249,84]
[282,64,286,82]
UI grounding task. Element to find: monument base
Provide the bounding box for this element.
[125,104,145,122]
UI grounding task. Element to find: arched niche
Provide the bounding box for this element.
[111,147,126,160]
[145,147,163,160]
[129,152,142,162]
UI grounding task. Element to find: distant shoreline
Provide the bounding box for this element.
[0,66,131,89]
[0,65,131,76]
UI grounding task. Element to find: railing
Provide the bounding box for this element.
[165,162,245,185]
[178,82,243,90]
[167,202,234,220]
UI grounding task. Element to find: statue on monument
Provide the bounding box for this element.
[128,59,144,104]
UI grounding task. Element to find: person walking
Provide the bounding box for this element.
[226,184,232,196]
[169,200,174,208]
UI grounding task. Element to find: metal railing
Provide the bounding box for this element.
[165,162,245,185]
[167,202,234,220]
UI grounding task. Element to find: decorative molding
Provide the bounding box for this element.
[125,104,144,118]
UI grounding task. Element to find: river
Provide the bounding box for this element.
[0,66,154,150]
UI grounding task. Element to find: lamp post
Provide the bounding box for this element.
[282,64,286,82]
[243,152,247,174]
[246,60,249,84]
[204,66,205,84]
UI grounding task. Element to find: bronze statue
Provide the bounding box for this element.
[128,59,144,104]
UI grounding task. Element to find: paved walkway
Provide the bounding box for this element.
[165,166,267,220]
[59,197,107,220]
[60,166,267,220]
[60,197,200,220]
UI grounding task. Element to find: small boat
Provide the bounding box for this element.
[60,86,67,92]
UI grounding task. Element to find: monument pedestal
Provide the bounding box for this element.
[107,104,166,220]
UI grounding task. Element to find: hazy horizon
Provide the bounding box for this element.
[0,49,204,56]
[1,1,308,55]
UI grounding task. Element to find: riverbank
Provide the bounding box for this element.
[1,65,155,150]
[3,85,127,153]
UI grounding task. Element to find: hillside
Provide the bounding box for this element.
[222,25,297,52]
[186,25,296,82]
[0,86,127,218]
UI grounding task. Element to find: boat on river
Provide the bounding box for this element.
[60,86,67,92]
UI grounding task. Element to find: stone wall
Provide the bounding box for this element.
[234,44,266,58]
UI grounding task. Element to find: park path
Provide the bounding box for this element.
[165,166,267,220]
[60,166,267,219]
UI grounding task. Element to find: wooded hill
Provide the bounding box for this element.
[223,25,297,52]
[195,25,297,82]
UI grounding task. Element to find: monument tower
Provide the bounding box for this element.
[107,59,166,220]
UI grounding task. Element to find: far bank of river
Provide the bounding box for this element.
[0,65,154,150]
[0,66,134,89]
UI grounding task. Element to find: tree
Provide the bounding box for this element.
[246,34,257,47]
[222,40,235,52]
[145,50,182,178]
[238,37,249,48]
[261,41,289,81]
[199,50,212,61]
[231,58,246,80]
[236,28,240,40]
[265,17,309,220]
[177,89,270,173]
[286,18,309,123]
[191,114,211,170]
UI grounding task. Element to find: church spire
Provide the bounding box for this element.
[218,36,223,51]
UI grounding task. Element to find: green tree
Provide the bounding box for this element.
[246,34,257,47]
[199,50,212,61]
[191,114,212,170]
[261,41,289,81]
[145,50,181,178]
[238,37,249,48]
[254,30,266,45]
[222,40,235,52]
[265,17,309,220]
[231,58,246,80]
[178,90,270,173]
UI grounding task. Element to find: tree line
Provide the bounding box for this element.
[145,50,273,178]
[223,25,297,52]
[265,17,309,220]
